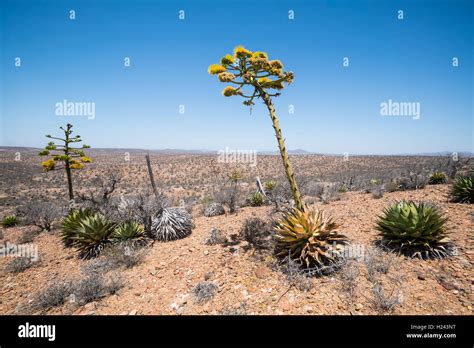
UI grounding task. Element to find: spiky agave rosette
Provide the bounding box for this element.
[450,174,474,203]
[112,221,151,248]
[376,200,453,259]
[274,205,349,273]
[151,208,193,241]
[61,208,95,247]
[70,213,117,259]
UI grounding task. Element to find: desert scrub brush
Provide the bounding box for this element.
[203,202,225,217]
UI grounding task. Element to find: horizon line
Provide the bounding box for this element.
[0,146,472,157]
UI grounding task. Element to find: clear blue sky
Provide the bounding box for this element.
[1,0,472,154]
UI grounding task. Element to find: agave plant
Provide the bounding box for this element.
[60,208,94,247]
[70,213,116,259]
[249,191,264,207]
[2,215,17,228]
[112,221,149,248]
[203,202,225,217]
[376,201,451,259]
[428,172,447,185]
[450,174,473,203]
[274,205,348,271]
[150,208,193,241]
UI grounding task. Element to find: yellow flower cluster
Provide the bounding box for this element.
[258,77,272,85]
[80,156,92,163]
[70,161,85,169]
[41,159,55,172]
[220,54,235,65]
[233,46,252,59]
[222,86,240,97]
[208,64,226,75]
[252,51,268,59]
[257,77,284,90]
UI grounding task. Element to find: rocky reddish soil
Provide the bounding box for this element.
[0,185,472,315]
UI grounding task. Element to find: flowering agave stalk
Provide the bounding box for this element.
[208,46,303,211]
[38,123,91,201]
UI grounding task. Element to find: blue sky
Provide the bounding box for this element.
[1,0,472,154]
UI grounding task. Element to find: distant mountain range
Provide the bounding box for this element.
[0,146,472,157]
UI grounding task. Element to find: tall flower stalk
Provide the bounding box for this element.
[38,123,91,201]
[208,46,303,211]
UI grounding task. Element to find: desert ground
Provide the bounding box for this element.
[0,148,472,315]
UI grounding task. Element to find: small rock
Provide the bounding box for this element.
[417,273,426,280]
[129,309,137,315]
[355,303,363,311]
[203,250,209,256]
[255,266,268,279]
[452,290,459,295]
[303,305,313,313]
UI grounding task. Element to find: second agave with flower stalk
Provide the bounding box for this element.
[209,46,348,270]
[39,123,91,202]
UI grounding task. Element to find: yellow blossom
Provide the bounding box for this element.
[70,161,85,169]
[80,156,92,163]
[233,46,253,59]
[252,51,268,59]
[220,54,235,65]
[41,159,55,172]
[258,77,272,85]
[222,86,239,97]
[208,64,226,75]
